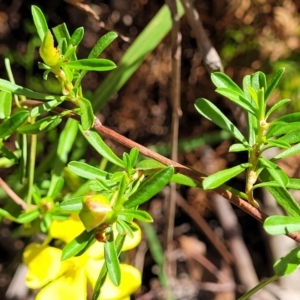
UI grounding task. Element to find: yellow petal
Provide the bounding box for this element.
[50,214,85,243]
[86,261,141,300]
[36,267,86,300]
[122,223,142,252]
[87,223,142,260]
[23,243,62,289]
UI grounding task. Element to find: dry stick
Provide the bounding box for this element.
[165,0,182,281]
[20,100,300,244]
[0,177,27,210]
[180,0,224,73]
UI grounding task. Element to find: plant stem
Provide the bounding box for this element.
[27,133,37,210]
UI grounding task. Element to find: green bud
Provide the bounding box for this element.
[39,30,61,67]
[79,195,116,232]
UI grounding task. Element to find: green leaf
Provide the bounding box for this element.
[211,72,245,97]
[195,98,248,146]
[273,246,300,276]
[91,2,185,111]
[68,161,110,181]
[104,229,121,286]
[229,143,250,152]
[116,219,134,238]
[136,159,165,170]
[253,181,283,189]
[129,147,139,166]
[258,158,289,187]
[122,152,131,171]
[75,31,118,87]
[278,130,300,144]
[0,91,12,119]
[70,27,84,46]
[273,143,300,161]
[17,116,62,134]
[265,139,290,150]
[52,23,71,45]
[267,122,300,138]
[61,230,95,260]
[0,110,29,138]
[31,5,48,41]
[118,209,153,222]
[265,98,291,120]
[79,127,124,168]
[47,176,64,199]
[124,166,174,208]
[260,170,300,217]
[17,209,40,223]
[0,79,57,100]
[264,216,300,235]
[243,75,257,146]
[30,99,62,117]
[59,197,83,212]
[65,59,116,71]
[287,178,300,190]
[113,173,128,211]
[203,163,251,190]
[171,173,198,187]
[265,68,285,101]
[78,97,94,130]
[215,88,257,115]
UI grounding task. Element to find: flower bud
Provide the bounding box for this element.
[39,30,61,67]
[79,195,116,232]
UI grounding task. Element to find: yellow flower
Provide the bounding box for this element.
[23,216,142,300]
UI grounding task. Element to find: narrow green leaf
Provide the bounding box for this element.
[273,143,300,161]
[118,209,153,222]
[265,139,290,150]
[243,74,257,146]
[79,97,94,130]
[0,110,29,138]
[265,68,285,101]
[171,173,198,187]
[195,98,248,146]
[52,23,71,45]
[265,98,290,120]
[273,246,300,276]
[122,152,131,170]
[129,147,139,167]
[264,216,300,235]
[17,116,62,134]
[211,72,245,97]
[0,91,12,119]
[124,166,174,208]
[136,159,165,170]
[229,143,250,152]
[59,197,83,212]
[70,27,84,46]
[215,88,257,115]
[61,230,95,260]
[31,5,48,41]
[104,229,121,286]
[76,31,118,87]
[0,78,57,100]
[258,158,289,187]
[0,208,19,222]
[79,127,124,168]
[278,130,300,144]
[267,122,300,138]
[116,219,134,238]
[113,173,128,210]
[68,161,110,181]
[65,59,116,71]
[260,170,300,217]
[30,99,62,117]
[287,178,300,190]
[47,176,64,199]
[253,181,283,189]
[17,209,40,223]
[91,2,185,111]
[203,163,251,190]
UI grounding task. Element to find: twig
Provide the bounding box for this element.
[19,100,300,244]
[180,0,223,72]
[0,177,27,210]
[165,0,182,281]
